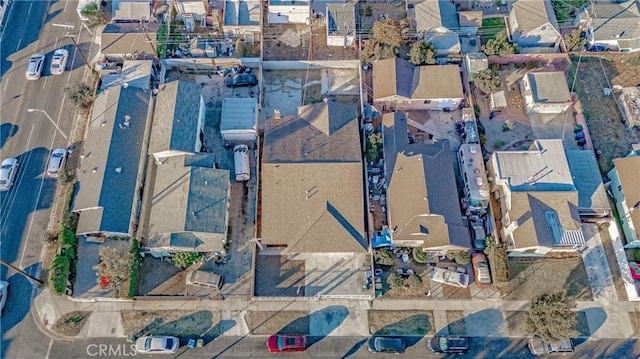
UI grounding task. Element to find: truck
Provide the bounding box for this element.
[233,144,250,182]
[77,0,98,21]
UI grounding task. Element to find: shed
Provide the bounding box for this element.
[490,91,507,111]
[221,98,258,141]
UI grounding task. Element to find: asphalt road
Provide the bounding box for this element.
[37,335,640,359]
[0,1,97,358]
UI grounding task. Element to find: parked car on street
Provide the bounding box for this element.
[135,336,179,354]
[226,73,257,87]
[367,336,406,353]
[428,335,470,354]
[0,281,8,312]
[46,148,67,178]
[431,267,469,288]
[50,48,69,75]
[528,337,574,355]
[26,54,45,80]
[0,158,18,191]
[472,253,492,288]
[266,335,307,352]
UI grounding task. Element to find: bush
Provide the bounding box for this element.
[409,41,436,66]
[471,69,502,94]
[80,2,104,25]
[374,249,396,266]
[49,254,71,295]
[455,251,470,265]
[387,273,404,288]
[634,249,640,263]
[62,212,78,230]
[493,140,506,149]
[128,239,142,298]
[446,252,456,261]
[65,83,94,109]
[405,274,422,288]
[473,104,481,119]
[59,228,77,248]
[172,251,204,269]
[412,247,429,264]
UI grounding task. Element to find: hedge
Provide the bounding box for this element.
[49,254,71,295]
[128,239,142,298]
[412,247,428,264]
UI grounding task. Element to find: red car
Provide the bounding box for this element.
[630,262,640,280]
[267,335,307,352]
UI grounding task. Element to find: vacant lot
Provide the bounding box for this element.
[569,55,640,172]
[246,311,309,335]
[501,257,592,301]
[368,310,435,336]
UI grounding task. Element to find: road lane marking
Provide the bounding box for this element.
[42,77,48,89]
[44,339,53,359]
[3,77,9,91]
[16,38,21,50]
[28,2,33,15]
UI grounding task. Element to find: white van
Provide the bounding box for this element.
[233,144,250,182]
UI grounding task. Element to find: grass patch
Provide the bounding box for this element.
[368,310,434,336]
[480,17,506,43]
[52,311,90,337]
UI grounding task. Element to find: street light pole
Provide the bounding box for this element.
[27,108,73,147]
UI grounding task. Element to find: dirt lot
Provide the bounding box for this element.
[569,54,640,172]
[262,23,358,61]
[359,1,407,33]
[505,310,590,336]
[121,310,222,340]
[246,311,308,335]
[52,311,90,337]
[446,310,466,336]
[368,310,435,336]
[501,257,592,301]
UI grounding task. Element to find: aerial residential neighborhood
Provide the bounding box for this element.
[1,0,640,358]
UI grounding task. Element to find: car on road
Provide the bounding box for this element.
[0,281,8,312]
[0,158,18,191]
[428,335,470,354]
[528,337,574,355]
[26,54,45,80]
[50,48,69,75]
[431,267,469,288]
[266,335,307,352]
[367,336,406,353]
[472,253,492,288]
[226,73,257,87]
[135,336,179,354]
[46,148,67,178]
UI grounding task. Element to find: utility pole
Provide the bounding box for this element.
[0,259,44,285]
[52,23,92,70]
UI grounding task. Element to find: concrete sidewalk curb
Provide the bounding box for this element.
[31,289,76,343]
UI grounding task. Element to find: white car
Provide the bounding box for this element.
[50,48,69,75]
[135,336,179,354]
[0,281,8,312]
[26,54,45,80]
[431,267,469,288]
[0,158,18,191]
[46,148,67,178]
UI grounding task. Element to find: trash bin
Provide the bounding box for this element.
[188,339,197,348]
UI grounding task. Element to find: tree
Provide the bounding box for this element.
[526,292,578,343]
[454,251,470,265]
[172,251,204,269]
[366,133,383,162]
[372,20,404,48]
[65,83,94,109]
[94,247,134,296]
[409,41,436,65]
[387,273,404,288]
[563,27,586,52]
[80,2,104,25]
[374,249,395,266]
[471,69,502,94]
[482,31,517,56]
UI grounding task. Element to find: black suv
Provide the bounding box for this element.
[428,335,470,354]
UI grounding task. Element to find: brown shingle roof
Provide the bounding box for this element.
[101,22,159,56]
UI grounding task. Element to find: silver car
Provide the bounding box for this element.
[26,54,45,80]
[0,281,8,312]
[0,158,18,191]
[50,49,69,75]
[46,148,67,178]
[135,336,179,354]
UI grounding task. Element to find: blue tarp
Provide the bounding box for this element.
[372,228,392,248]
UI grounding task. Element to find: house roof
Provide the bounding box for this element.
[145,154,230,251]
[526,72,571,104]
[509,0,559,35]
[327,3,355,37]
[412,65,464,100]
[414,0,458,32]
[260,162,367,253]
[373,57,414,100]
[612,155,640,234]
[149,80,202,155]
[383,112,469,249]
[101,22,159,56]
[565,150,610,210]
[221,97,257,133]
[492,139,576,192]
[112,0,151,20]
[458,11,483,27]
[224,0,260,26]
[263,101,361,162]
[589,0,640,42]
[424,29,461,54]
[509,191,582,249]
[73,86,151,235]
[100,60,153,90]
[465,52,488,74]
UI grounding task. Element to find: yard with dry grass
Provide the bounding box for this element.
[505,310,591,337]
[246,311,308,335]
[569,54,640,172]
[121,310,221,339]
[368,310,435,336]
[500,257,592,301]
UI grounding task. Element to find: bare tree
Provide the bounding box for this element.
[94,247,134,296]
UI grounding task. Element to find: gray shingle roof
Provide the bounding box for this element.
[101,22,159,56]
[509,0,558,35]
[565,150,610,210]
[590,0,640,42]
[527,72,571,104]
[74,86,152,235]
[149,80,202,155]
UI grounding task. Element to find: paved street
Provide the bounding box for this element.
[0,1,97,358]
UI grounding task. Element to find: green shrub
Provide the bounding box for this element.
[412,247,429,264]
[387,273,404,288]
[172,251,204,269]
[455,251,470,265]
[405,274,422,287]
[62,212,78,231]
[446,252,456,261]
[60,228,77,248]
[634,249,640,263]
[374,249,395,266]
[128,239,142,298]
[49,254,71,295]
